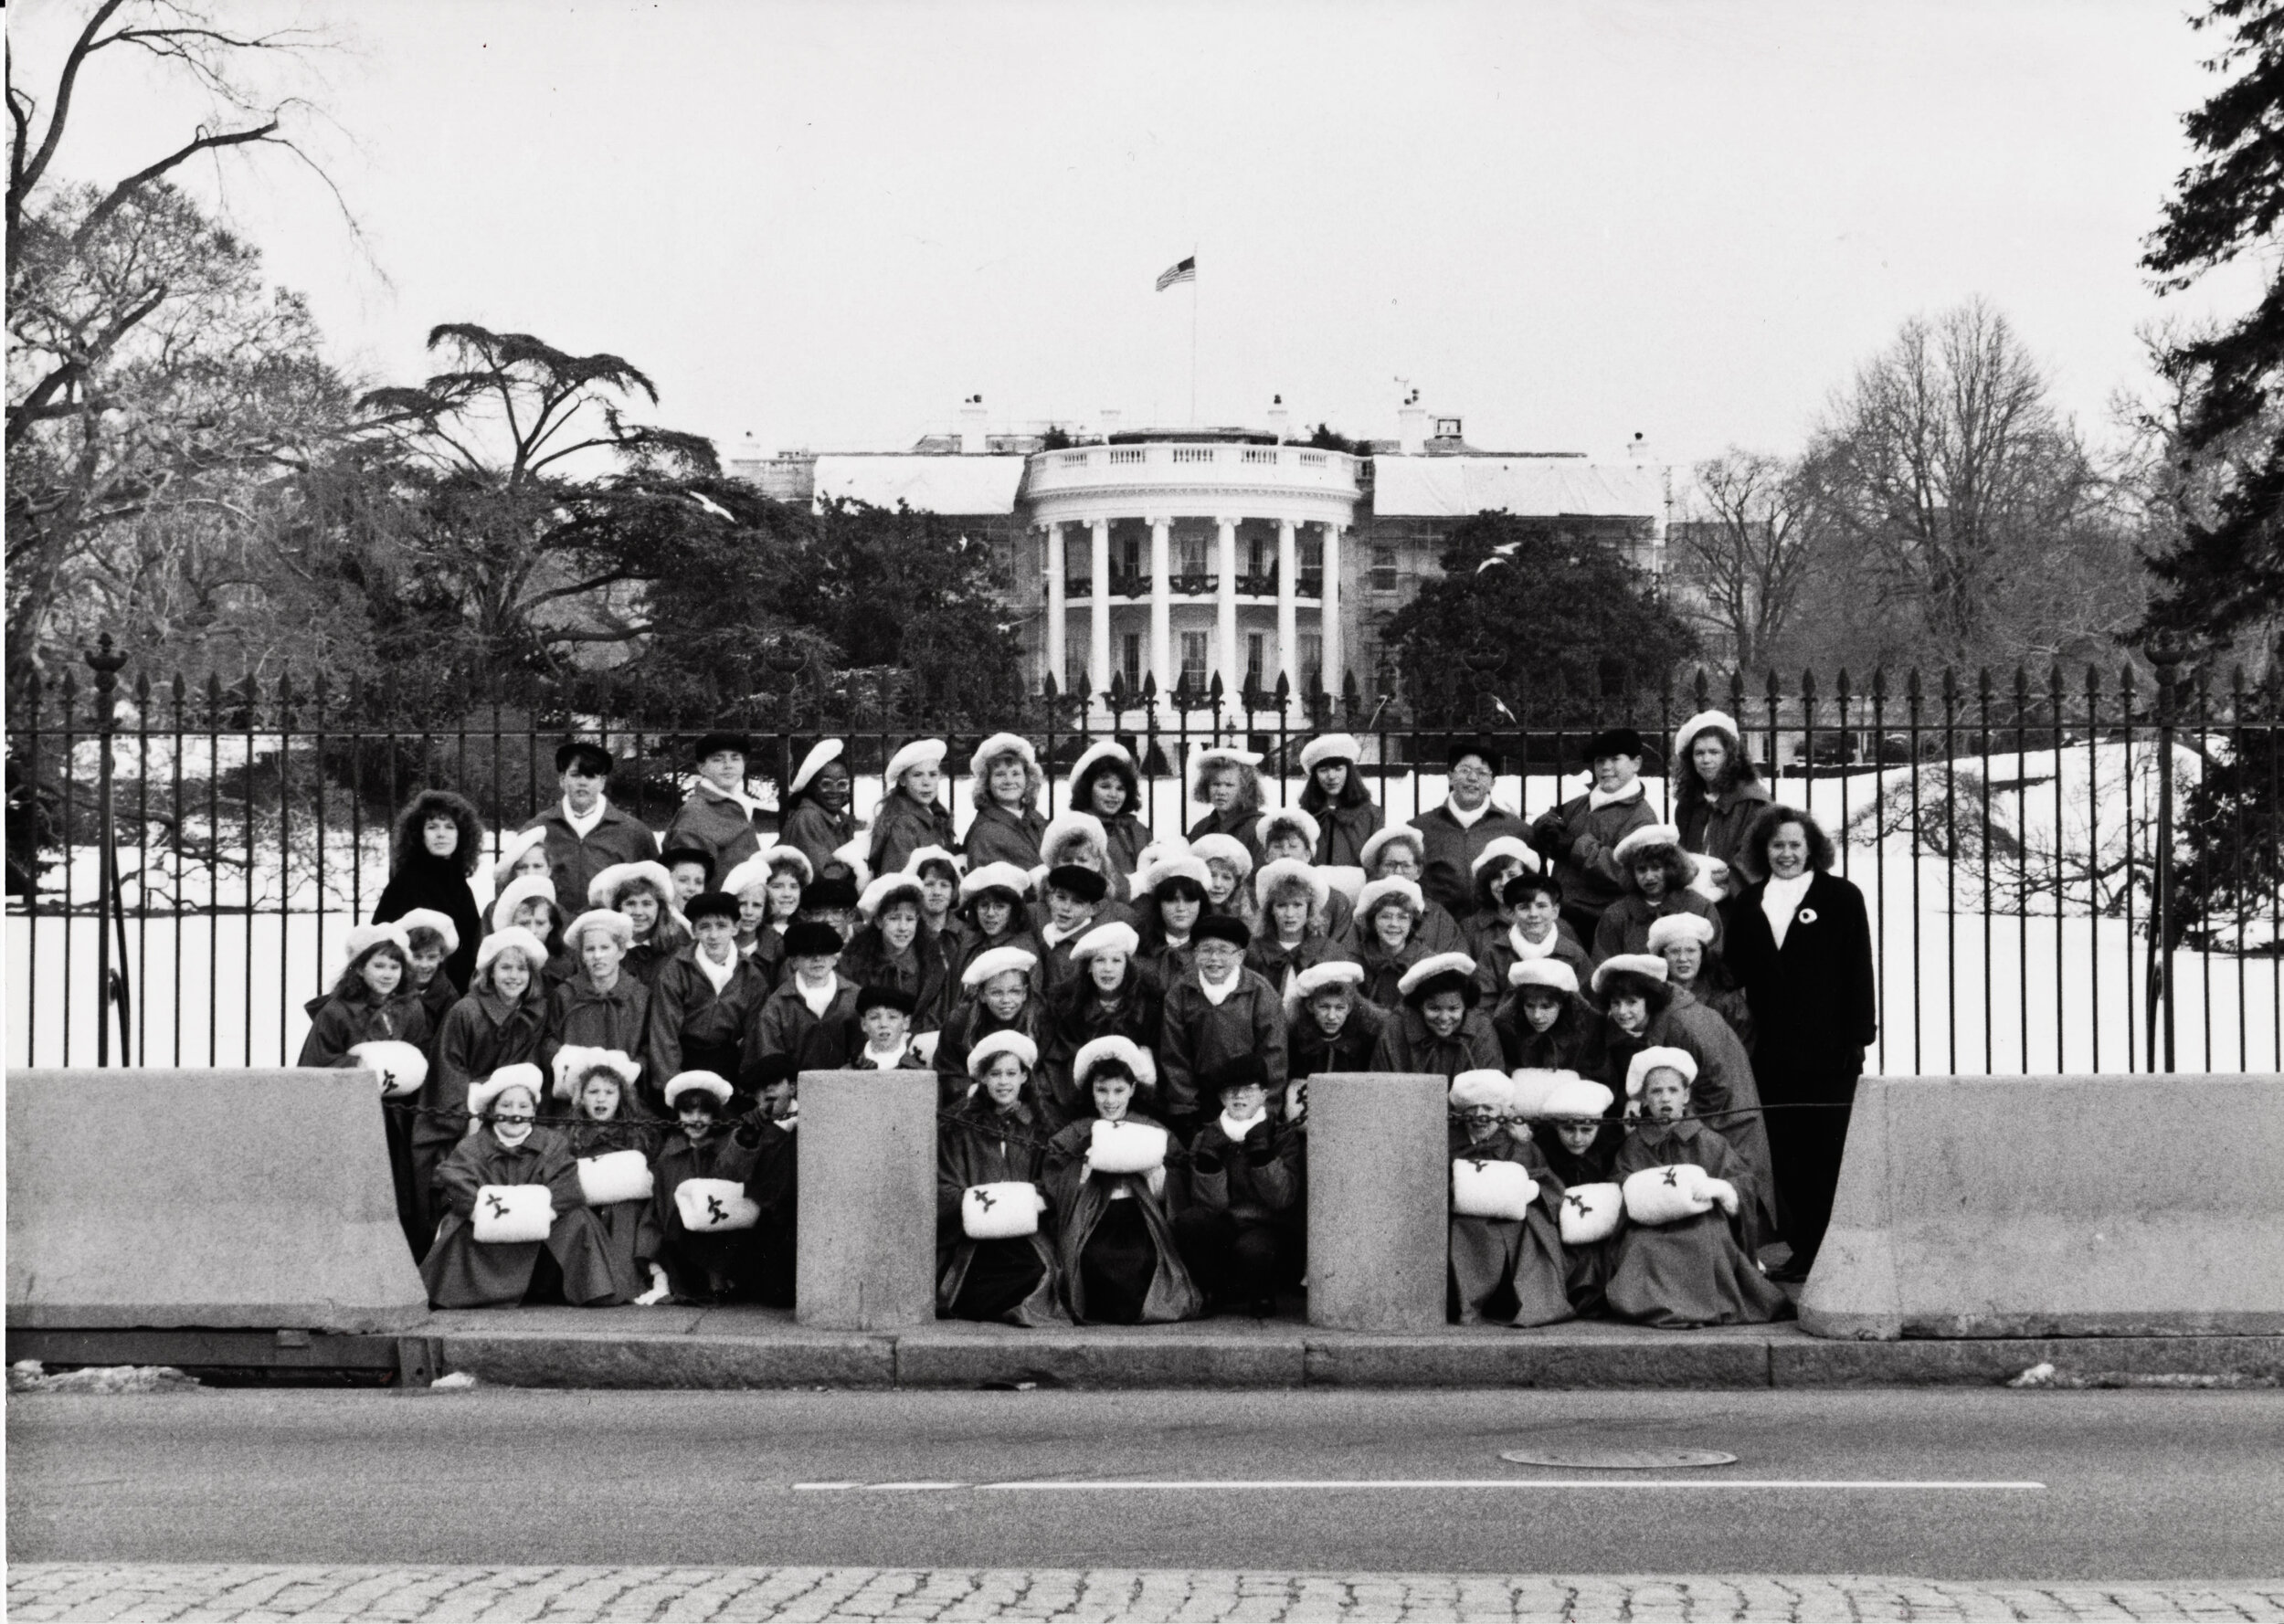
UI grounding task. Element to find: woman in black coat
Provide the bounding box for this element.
[1723,805,1877,1283]
[371,790,486,992]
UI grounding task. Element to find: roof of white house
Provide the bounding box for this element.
[811,454,1027,515]
[1372,456,1665,520]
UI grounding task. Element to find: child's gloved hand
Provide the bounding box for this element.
[633,1263,671,1306]
[1570,835,1601,864]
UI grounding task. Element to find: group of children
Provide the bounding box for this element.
[310,715,1794,1329]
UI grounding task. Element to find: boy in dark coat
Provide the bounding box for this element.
[743,919,860,1091]
[1158,915,1287,1136]
[1472,870,1592,1004]
[645,891,770,1115]
[540,909,651,1081]
[661,732,767,875]
[1409,739,1530,926]
[522,741,661,923]
[1175,1053,1304,1316]
[1528,727,1658,944]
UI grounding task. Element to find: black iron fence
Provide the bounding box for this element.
[8,640,2279,1077]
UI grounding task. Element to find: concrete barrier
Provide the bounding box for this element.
[1801,1073,2284,1339]
[1306,1072,1448,1331]
[5,1068,428,1333]
[796,1070,937,1331]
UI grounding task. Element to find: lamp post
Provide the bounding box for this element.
[84,634,129,1066]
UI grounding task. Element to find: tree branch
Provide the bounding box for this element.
[8,0,129,237]
[69,118,282,252]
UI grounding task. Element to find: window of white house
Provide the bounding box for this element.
[1300,633,1324,693]
[1179,631,1210,691]
[1245,632,1267,691]
[1121,633,1144,691]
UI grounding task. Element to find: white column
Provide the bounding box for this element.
[1321,522,1343,700]
[1148,515,1172,694]
[1089,518,1112,706]
[1043,523,1066,694]
[1275,518,1299,703]
[1216,516,1241,706]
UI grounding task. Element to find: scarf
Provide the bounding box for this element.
[1762,872,1813,948]
[1444,797,1491,829]
[1219,1106,1267,1143]
[1042,918,1091,949]
[797,975,839,1018]
[562,796,608,839]
[693,776,769,818]
[1199,968,1240,1007]
[1508,923,1559,962]
[862,1039,910,1069]
[1587,779,1646,812]
[694,945,736,996]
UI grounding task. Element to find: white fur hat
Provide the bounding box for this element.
[828,837,871,889]
[959,861,1033,902]
[760,840,816,885]
[962,944,1039,988]
[1190,744,1262,791]
[884,737,948,784]
[1065,740,1136,795]
[1292,959,1366,1000]
[1190,832,1254,879]
[1319,864,1368,904]
[969,731,1039,780]
[491,826,548,885]
[858,870,927,920]
[1398,951,1477,997]
[1688,855,1730,902]
[1625,1043,1700,1098]
[1507,1068,1573,1119]
[1448,1069,1515,1112]
[663,1070,735,1108]
[588,859,674,910]
[1133,853,1211,897]
[1673,710,1741,755]
[1256,806,1322,850]
[391,908,460,956]
[1135,836,1193,869]
[1591,953,1671,993]
[1470,836,1540,880]
[1544,1077,1616,1120]
[1070,921,1140,961]
[469,1061,544,1115]
[1358,825,1422,873]
[349,1039,428,1099]
[1073,1034,1156,1089]
[720,854,776,899]
[1613,823,1688,866]
[475,925,550,977]
[1254,857,1328,910]
[341,921,411,967]
[1040,809,1109,865]
[552,1045,642,1101]
[1508,958,1581,996]
[901,843,964,878]
[1646,912,1718,953]
[562,908,635,951]
[1297,733,1363,774]
[967,1028,1039,1077]
[1356,875,1425,923]
[789,738,844,796]
[490,873,558,933]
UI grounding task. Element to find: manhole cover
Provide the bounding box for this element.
[1500,1446,1738,1470]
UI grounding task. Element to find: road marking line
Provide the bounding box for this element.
[788,1479,2046,1492]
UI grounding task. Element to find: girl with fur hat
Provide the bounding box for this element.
[1245,859,1350,993]
[962,733,1049,870]
[422,928,552,1252]
[592,861,691,990]
[744,920,861,1091]
[937,1031,1071,1325]
[1371,953,1503,1079]
[661,732,766,874]
[950,861,1045,986]
[1670,711,1771,887]
[1066,741,1150,882]
[1591,826,1726,965]
[490,872,576,987]
[1285,960,1383,1085]
[1357,828,1467,955]
[389,910,465,1053]
[1135,854,1211,987]
[1042,1044,1204,1324]
[1446,1070,1573,1327]
[840,872,952,1032]
[540,910,651,1084]
[1043,923,1164,1115]
[869,739,956,880]
[420,1064,622,1309]
[1296,733,1383,869]
[934,945,1050,1110]
[729,845,810,987]
[1176,1052,1305,1317]
[1352,877,1432,1009]
[1190,831,1259,933]
[645,891,772,1113]
[372,790,486,993]
[551,1048,665,1304]
[1159,914,1287,1136]
[1255,808,1358,943]
[1603,1050,1791,1327]
[1472,869,1593,1004]
[777,739,862,881]
[1650,913,1755,1050]
[1531,1073,1623,1313]
[1185,744,1267,863]
[298,923,432,1069]
[648,1070,796,1305]
[1492,958,1607,1077]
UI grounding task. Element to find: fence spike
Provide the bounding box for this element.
[1978,667,1993,703]
[1693,667,1710,707]
[1800,668,1818,703]
[1906,668,1923,703]
[170,672,185,704]
[1764,668,1782,702]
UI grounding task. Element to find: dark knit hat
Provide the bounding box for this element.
[801,876,862,913]
[692,730,751,762]
[855,984,918,1018]
[781,920,844,959]
[1044,864,1109,903]
[660,844,714,884]
[555,739,614,775]
[1195,913,1252,949]
[683,889,740,925]
[1201,1051,1269,1095]
[1582,726,1645,763]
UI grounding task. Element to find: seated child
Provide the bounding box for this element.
[1446,1070,1572,1328]
[1042,1043,1203,1324]
[1174,1053,1304,1317]
[934,944,1046,1104]
[852,985,926,1070]
[1473,870,1593,1003]
[1044,922,1162,1117]
[550,1046,665,1305]
[1285,959,1384,1087]
[936,1030,1068,1325]
[590,860,691,988]
[1036,863,1111,994]
[1531,1072,1622,1315]
[541,908,650,1078]
[1492,959,1606,1074]
[648,1069,796,1305]
[420,1062,620,1309]
[1602,1049,1791,1328]
[1372,952,1503,1079]
[743,919,860,1093]
[1352,877,1430,1008]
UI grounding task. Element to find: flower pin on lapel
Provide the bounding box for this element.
[1796,907,1819,924]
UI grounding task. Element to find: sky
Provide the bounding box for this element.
[11,0,2261,469]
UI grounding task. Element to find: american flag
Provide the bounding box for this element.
[1155,256,1196,291]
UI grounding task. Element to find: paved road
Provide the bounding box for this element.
[9,1387,2281,1582]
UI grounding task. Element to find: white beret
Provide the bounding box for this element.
[1040,810,1109,864]
[1134,837,1193,869]
[469,1062,544,1115]
[1359,826,1422,872]
[828,837,872,890]
[551,1045,641,1101]
[475,926,550,976]
[1470,836,1540,878]
[489,873,558,932]
[491,826,548,884]
[1543,1077,1616,1119]
[1073,1034,1156,1089]
[788,738,844,795]
[1256,807,1322,849]
[588,860,674,909]
[1356,876,1425,922]
[1673,710,1741,754]
[1592,953,1671,993]
[1133,854,1211,896]
[967,1028,1039,1076]
[1065,740,1136,794]
[1253,857,1327,909]
[1507,1068,1574,1119]
[1399,951,1478,997]
[900,843,964,877]
[1688,855,1731,902]
[1645,912,1718,952]
[1509,958,1581,996]
[1297,733,1363,773]
[1625,1044,1700,1098]
[859,871,926,919]
[760,840,816,884]
[1613,824,1687,865]
[1190,744,1262,779]
[1070,921,1140,961]
[1190,832,1253,879]
[1292,959,1367,999]
[969,732,1039,779]
[962,944,1040,987]
[959,861,1034,902]
[561,908,635,950]
[1319,864,1368,903]
[884,738,948,783]
[1448,1069,1515,1111]
[341,921,411,965]
[391,909,460,955]
[663,1070,734,1107]
[720,854,775,898]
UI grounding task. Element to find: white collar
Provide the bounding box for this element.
[862,1039,910,1068]
[562,796,608,838]
[694,946,736,994]
[1199,968,1240,1006]
[797,975,838,1017]
[1218,1107,1266,1141]
[1042,918,1092,948]
[693,777,768,817]
[1509,922,1558,961]
[1444,796,1491,828]
[1587,779,1644,811]
[1762,871,1814,947]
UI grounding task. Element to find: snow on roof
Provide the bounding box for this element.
[811,455,1026,514]
[1372,457,1665,520]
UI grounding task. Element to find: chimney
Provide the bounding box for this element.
[1100,407,1122,440]
[958,395,989,455]
[1266,394,1290,443]
[1396,393,1426,457]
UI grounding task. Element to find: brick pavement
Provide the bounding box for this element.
[8,1566,2282,1621]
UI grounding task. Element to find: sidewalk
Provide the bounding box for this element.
[408,1304,2284,1389]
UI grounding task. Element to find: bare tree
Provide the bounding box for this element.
[1672,448,1818,672]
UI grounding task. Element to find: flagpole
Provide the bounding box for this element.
[1189,247,1199,426]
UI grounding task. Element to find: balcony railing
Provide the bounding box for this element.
[1234,570,1277,596]
[1110,573,1152,598]
[1168,571,1216,596]
[1063,576,1092,598]
[1298,569,1324,597]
